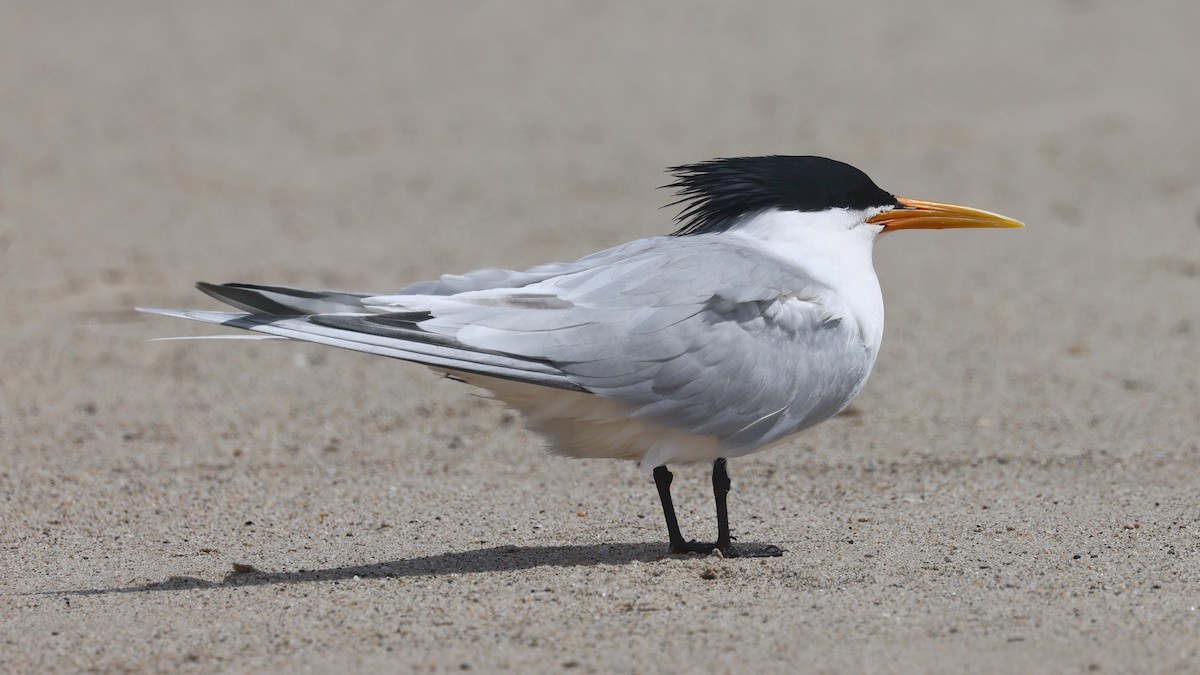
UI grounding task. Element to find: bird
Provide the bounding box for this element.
[141,155,1022,558]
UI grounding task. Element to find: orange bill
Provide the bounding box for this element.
[868,197,1024,231]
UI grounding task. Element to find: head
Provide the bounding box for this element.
[665,155,1022,237]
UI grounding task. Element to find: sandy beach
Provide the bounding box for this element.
[2,2,1198,672]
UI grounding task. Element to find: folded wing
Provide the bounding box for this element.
[145,235,869,453]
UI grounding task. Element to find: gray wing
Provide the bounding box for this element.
[368,235,872,454]
[388,238,665,296]
[140,241,669,392]
[138,308,588,393]
[184,239,668,314]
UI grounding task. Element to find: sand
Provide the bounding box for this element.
[2,2,1199,673]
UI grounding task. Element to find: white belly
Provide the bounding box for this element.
[454,372,722,472]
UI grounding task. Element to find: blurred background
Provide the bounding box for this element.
[2,2,1198,671]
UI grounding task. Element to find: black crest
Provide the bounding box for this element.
[664,156,900,236]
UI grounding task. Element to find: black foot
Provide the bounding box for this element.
[668,541,785,558]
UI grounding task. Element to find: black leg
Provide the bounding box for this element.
[653,465,689,552]
[713,458,733,551]
[653,460,784,558]
[711,459,784,558]
[655,464,718,555]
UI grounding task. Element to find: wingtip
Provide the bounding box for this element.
[195,281,224,299]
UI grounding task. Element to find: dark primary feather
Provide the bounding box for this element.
[664,155,900,236]
[186,284,589,392]
[197,282,370,315]
[312,312,490,353]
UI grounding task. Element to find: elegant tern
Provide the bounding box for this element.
[142,155,1022,558]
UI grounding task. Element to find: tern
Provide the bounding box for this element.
[142,155,1022,558]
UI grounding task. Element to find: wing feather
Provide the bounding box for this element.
[400,235,872,452]
[137,308,587,392]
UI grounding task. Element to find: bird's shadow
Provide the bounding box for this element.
[46,542,673,597]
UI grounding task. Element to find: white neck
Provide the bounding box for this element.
[726,208,886,355]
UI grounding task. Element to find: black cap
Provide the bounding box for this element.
[665,156,900,236]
